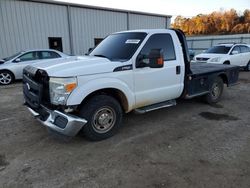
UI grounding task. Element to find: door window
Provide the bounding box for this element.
[137,33,176,67]
[240,46,250,53]
[231,46,240,54]
[41,51,60,59]
[18,52,39,62]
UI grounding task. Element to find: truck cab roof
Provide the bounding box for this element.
[115,29,175,34]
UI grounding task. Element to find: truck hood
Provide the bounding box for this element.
[32,56,121,77]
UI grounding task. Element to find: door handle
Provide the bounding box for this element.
[176,66,181,74]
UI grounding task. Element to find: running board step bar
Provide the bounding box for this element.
[134,100,176,114]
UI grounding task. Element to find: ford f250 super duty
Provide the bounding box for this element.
[23,29,239,141]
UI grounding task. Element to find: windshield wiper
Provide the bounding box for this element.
[93,54,109,59]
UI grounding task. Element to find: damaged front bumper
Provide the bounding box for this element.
[26,105,87,137]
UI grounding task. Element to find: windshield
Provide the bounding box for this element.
[90,32,147,61]
[206,46,231,54]
[3,52,23,61]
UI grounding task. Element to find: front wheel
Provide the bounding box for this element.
[79,95,123,141]
[0,71,14,85]
[204,77,224,104]
[245,61,250,71]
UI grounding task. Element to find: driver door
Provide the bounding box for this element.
[239,45,250,66]
[230,46,242,66]
[133,33,184,108]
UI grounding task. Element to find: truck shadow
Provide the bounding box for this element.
[199,112,239,121]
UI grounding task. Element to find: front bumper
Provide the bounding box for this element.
[192,60,208,63]
[26,105,87,137]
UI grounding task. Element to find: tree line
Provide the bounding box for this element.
[172,9,250,36]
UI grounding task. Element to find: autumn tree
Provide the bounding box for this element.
[172,9,250,35]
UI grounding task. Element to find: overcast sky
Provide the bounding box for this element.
[54,0,249,19]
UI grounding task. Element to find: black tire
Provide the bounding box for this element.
[0,70,14,85]
[79,95,123,141]
[204,77,224,104]
[223,61,230,65]
[245,61,250,71]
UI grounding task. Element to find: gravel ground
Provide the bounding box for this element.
[0,72,249,188]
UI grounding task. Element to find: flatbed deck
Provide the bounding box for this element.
[190,63,239,76]
[185,62,239,98]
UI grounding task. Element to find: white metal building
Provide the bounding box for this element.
[0,0,171,58]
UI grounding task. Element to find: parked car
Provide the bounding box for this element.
[0,49,68,85]
[193,43,250,71]
[23,29,239,141]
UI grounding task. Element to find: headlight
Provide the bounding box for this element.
[49,77,77,105]
[210,57,221,62]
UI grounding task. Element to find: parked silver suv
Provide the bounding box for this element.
[0,49,68,85]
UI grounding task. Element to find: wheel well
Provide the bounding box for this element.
[0,69,15,80]
[223,61,230,65]
[218,74,228,85]
[80,88,129,112]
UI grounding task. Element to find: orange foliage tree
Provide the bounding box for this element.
[172,9,250,35]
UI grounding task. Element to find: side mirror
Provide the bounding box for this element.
[14,58,21,63]
[136,54,148,68]
[137,49,164,68]
[148,49,164,68]
[231,50,239,55]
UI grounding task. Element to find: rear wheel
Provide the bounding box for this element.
[0,71,14,85]
[204,77,224,104]
[223,61,230,65]
[79,95,123,141]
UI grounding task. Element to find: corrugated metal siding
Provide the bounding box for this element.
[0,0,170,58]
[0,0,70,58]
[70,7,127,55]
[129,14,167,30]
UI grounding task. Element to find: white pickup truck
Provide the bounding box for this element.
[23,29,239,141]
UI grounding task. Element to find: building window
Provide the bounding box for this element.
[94,38,104,46]
[48,37,63,52]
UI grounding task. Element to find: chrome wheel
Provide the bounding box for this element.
[0,72,12,85]
[92,107,116,134]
